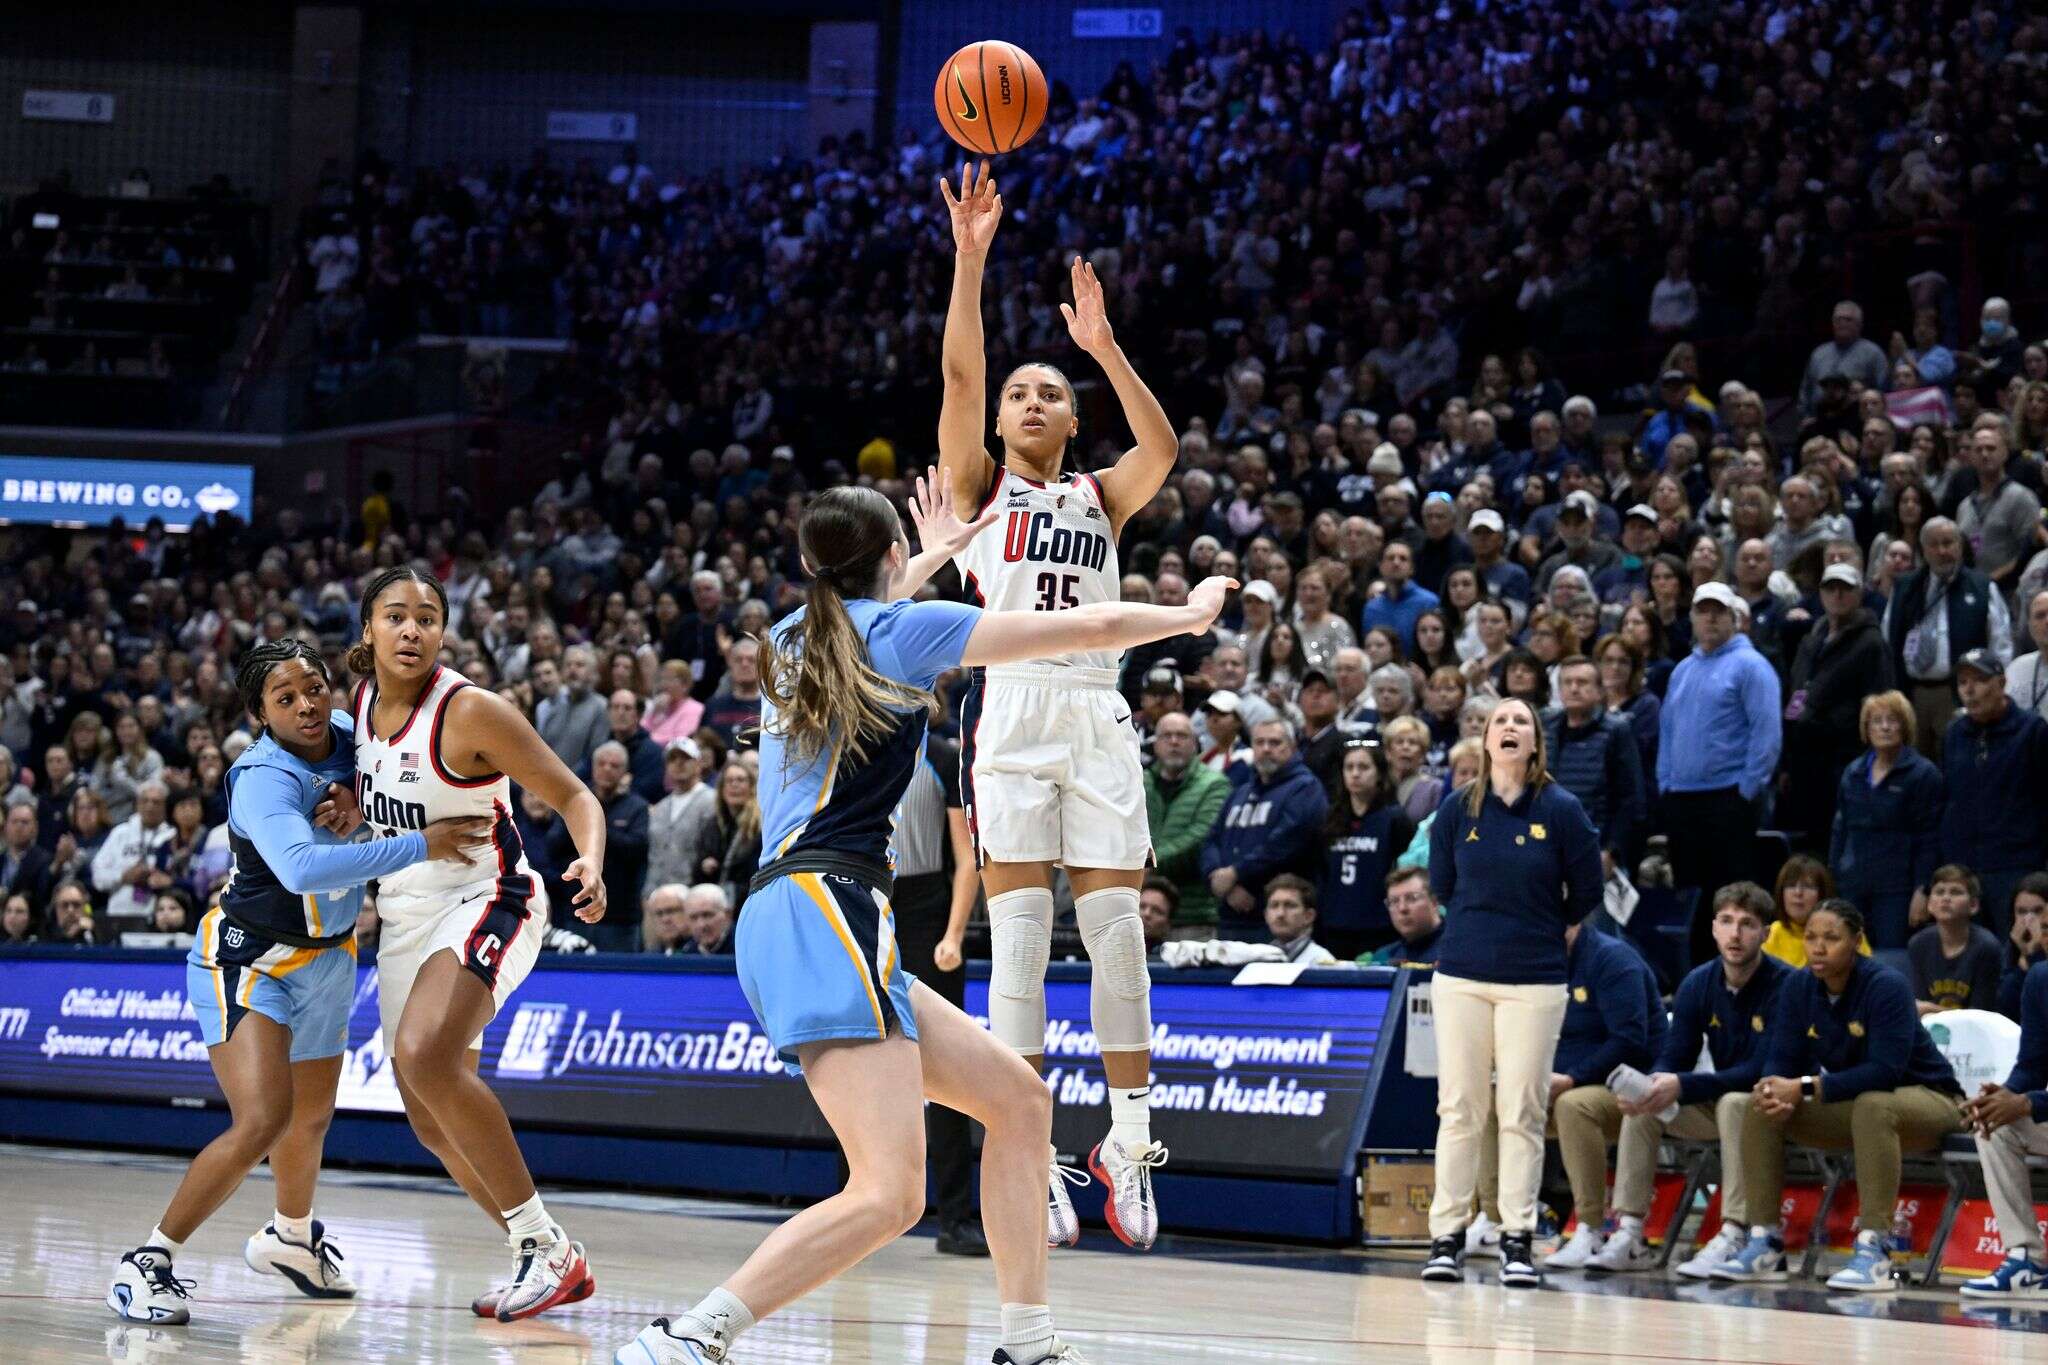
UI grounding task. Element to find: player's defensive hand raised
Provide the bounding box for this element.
[565,856,608,924]
[1187,576,1239,632]
[938,160,1002,256]
[908,465,999,558]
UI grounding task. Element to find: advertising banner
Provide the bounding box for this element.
[0,458,251,531]
[0,954,1395,1179]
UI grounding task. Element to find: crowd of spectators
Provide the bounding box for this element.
[1,5,2045,1022]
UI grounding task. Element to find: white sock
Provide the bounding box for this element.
[676,1286,755,1348]
[1617,1214,1644,1236]
[144,1225,183,1257]
[1108,1084,1151,1152]
[1000,1303,1055,1363]
[1721,1220,1748,1241]
[1750,1223,1782,1243]
[274,1210,313,1246]
[502,1193,562,1247]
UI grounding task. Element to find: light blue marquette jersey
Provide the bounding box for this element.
[741,597,981,1068]
[757,598,983,868]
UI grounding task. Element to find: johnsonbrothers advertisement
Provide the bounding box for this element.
[0,954,1394,1179]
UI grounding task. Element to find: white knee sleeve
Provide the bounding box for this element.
[1075,887,1152,1051]
[987,887,1052,1054]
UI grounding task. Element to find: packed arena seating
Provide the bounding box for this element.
[3,5,2048,1031]
[0,181,264,426]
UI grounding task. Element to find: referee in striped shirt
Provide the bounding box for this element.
[892,731,988,1255]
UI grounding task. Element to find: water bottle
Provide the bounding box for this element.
[1888,1208,1914,1277]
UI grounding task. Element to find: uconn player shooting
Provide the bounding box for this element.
[108,640,486,1326]
[938,161,1184,1250]
[616,479,1232,1365]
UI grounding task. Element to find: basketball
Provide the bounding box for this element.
[933,40,1047,156]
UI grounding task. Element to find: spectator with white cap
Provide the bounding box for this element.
[1783,563,1894,847]
[1937,647,2048,938]
[1194,689,1251,777]
[645,735,717,899]
[2002,588,2048,719]
[1466,508,1532,612]
[1593,505,1662,605]
[1660,580,1784,960]
[1235,578,1280,665]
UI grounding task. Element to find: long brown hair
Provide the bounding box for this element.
[1463,696,1552,817]
[761,487,936,764]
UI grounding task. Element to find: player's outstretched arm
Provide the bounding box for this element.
[937,160,1000,512]
[1062,254,1176,536]
[961,576,1236,668]
[448,686,609,924]
[892,465,1000,600]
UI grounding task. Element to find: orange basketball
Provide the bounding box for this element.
[933,41,1047,156]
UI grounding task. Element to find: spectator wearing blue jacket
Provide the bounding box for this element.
[1719,901,1965,1290]
[1938,649,2048,938]
[1543,657,1649,873]
[1359,541,1439,653]
[1479,922,1666,1270]
[1420,698,1603,1288]
[1201,718,1329,939]
[1591,882,1794,1276]
[1658,583,1782,962]
[1959,957,2048,1297]
[1831,690,1945,949]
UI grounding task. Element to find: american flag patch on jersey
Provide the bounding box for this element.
[398,751,420,783]
[400,752,419,769]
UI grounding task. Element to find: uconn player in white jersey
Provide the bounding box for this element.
[939,162,1183,1250]
[349,566,610,1322]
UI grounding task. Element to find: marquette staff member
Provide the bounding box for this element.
[1419,697,1603,1290]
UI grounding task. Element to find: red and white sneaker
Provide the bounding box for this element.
[1088,1139,1167,1250]
[494,1236,594,1322]
[473,1255,596,1318]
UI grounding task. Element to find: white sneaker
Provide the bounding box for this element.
[244,1220,355,1298]
[994,1341,1090,1363]
[1047,1146,1089,1248]
[1463,1212,1502,1259]
[1586,1224,1660,1273]
[1088,1139,1168,1251]
[495,1234,594,1322]
[614,1317,727,1364]
[1675,1221,1748,1280]
[1544,1223,1605,1269]
[107,1248,194,1325]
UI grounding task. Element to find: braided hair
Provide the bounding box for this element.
[237,639,332,736]
[347,565,450,675]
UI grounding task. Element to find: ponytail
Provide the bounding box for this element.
[761,576,936,765]
[764,486,937,765]
[345,640,375,675]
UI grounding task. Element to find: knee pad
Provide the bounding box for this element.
[1076,887,1152,1050]
[987,888,1052,1054]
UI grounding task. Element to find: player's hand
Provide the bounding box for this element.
[908,466,999,558]
[423,816,493,864]
[1059,255,1115,355]
[565,856,608,924]
[938,160,1003,257]
[934,933,964,973]
[313,781,365,837]
[1186,575,1239,632]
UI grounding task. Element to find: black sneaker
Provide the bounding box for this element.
[1500,1233,1542,1288]
[937,1221,990,1257]
[1420,1233,1466,1282]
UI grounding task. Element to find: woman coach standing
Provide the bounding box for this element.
[1420,696,1604,1289]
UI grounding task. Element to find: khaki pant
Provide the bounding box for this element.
[1738,1085,1964,1232]
[1429,973,1568,1239]
[1978,1115,2048,1259]
[1612,1092,1752,1225]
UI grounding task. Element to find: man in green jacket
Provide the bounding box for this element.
[1145,712,1231,929]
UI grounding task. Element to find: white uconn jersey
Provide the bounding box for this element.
[352,664,525,900]
[954,467,1120,671]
